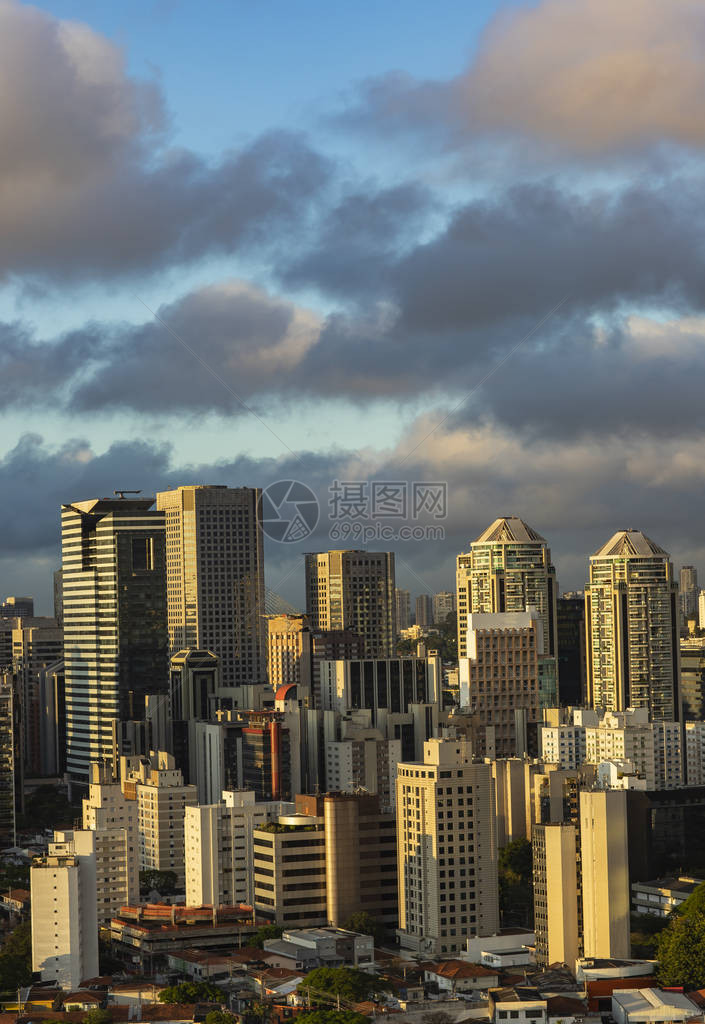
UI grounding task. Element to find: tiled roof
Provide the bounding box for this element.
[474,517,546,546]
[592,529,668,559]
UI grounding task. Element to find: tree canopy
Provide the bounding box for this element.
[158,982,225,1004]
[252,923,284,948]
[204,1012,237,1024]
[657,911,705,989]
[139,869,178,896]
[342,912,384,945]
[298,967,388,1004]
[498,838,533,928]
[82,1011,112,1024]
[0,922,32,992]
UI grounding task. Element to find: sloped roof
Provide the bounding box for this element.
[429,959,498,979]
[592,529,668,559]
[473,517,546,545]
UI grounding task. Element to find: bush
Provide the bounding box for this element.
[158,982,225,1004]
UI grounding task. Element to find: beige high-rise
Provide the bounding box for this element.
[156,485,265,687]
[396,738,499,955]
[532,823,580,968]
[267,614,312,694]
[585,530,680,722]
[579,789,630,959]
[305,550,395,657]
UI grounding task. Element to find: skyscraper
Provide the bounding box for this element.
[156,485,265,687]
[680,565,698,622]
[415,594,433,627]
[557,594,587,706]
[61,497,168,784]
[305,550,395,657]
[395,588,411,632]
[456,516,559,696]
[432,591,455,624]
[585,529,680,721]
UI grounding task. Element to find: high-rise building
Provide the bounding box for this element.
[319,654,442,715]
[82,760,139,914]
[0,680,20,846]
[61,497,168,783]
[699,591,705,631]
[241,711,292,800]
[252,793,398,930]
[156,485,265,687]
[432,592,455,625]
[305,550,395,658]
[532,823,580,968]
[579,789,631,959]
[585,530,680,721]
[459,610,543,758]
[31,833,99,989]
[395,589,411,632]
[185,791,295,908]
[324,727,401,811]
[125,751,198,888]
[267,614,312,694]
[456,518,559,697]
[396,738,499,955]
[0,597,34,619]
[311,629,364,708]
[12,618,62,775]
[415,594,433,627]
[557,595,587,706]
[680,566,699,622]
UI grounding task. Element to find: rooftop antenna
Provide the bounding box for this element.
[113,490,142,499]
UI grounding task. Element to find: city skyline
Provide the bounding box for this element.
[3,0,705,607]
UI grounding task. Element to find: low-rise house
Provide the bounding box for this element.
[489,985,547,1024]
[425,961,499,996]
[61,992,104,1012]
[0,889,30,917]
[631,876,703,918]
[612,989,704,1024]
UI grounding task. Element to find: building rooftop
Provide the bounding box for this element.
[612,988,700,1015]
[473,517,546,546]
[592,530,668,559]
[428,960,498,979]
[635,876,703,894]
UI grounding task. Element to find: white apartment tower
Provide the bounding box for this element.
[396,737,499,955]
[156,485,265,687]
[31,834,99,989]
[305,550,395,658]
[61,497,168,783]
[456,518,558,692]
[585,530,680,721]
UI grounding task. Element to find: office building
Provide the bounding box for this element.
[557,595,587,706]
[680,566,698,623]
[242,711,292,800]
[456,518,558,680]
[31,834,99,990]
[252,792,397,930]
[532,823,580,967]
[681,639,705,720]
[185,791,294,907]
[433,591,455,624]
[395,589,411,632]
[396,738,499,955]
[305,550,395,658]
[38,660,65,777]
[319,654,441,715]
[459,610,543,758]
[125,751,197,888]
[11,618,62,775]
[156,484,265,686]
[61,497,168,783]
[325,726,401,811]
[311,629,364,708]
[585,529,680,721]
[579,789,631,959]
[267,614,312,695]
[0,597,34,619]
[685,722,705,785]
[416,594,433,627]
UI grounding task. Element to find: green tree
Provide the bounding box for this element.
[139,869,179,896]
[657,911,705,989]
[158,982,225,1004]
[0,922,32,991]
[671,881,705,918]
[342,912,384,945]
[498,838,533,927]
[297,967,388,1004]
[82,1011,112,1024]
[18,783,81,831]
[630,912,669,958]
[296,1012,369,1024]
[205,1012,237,1024]
[252,923,284,948]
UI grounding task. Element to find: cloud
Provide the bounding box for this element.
[0,0,330,280]
[339,0,705,157]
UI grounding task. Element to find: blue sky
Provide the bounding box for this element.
[3,0,705,612]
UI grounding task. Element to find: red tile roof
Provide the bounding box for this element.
[429,960,498,979]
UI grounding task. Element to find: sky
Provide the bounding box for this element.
[2,0,705,612]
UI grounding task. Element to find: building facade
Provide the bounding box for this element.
[61,497,168,782]
[585,529,680,721]
[396,738,499,955]
[156,485,265,687]
[305,550,396,658]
